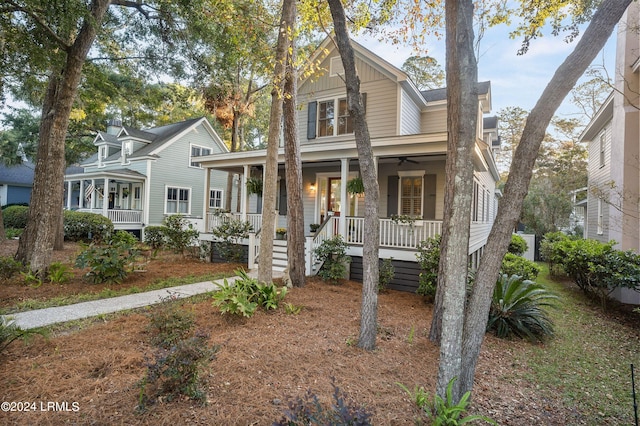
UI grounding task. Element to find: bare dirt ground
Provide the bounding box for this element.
[0,239,597,425]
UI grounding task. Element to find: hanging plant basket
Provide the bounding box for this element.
[346,176,365,195]
[246,177,263,196]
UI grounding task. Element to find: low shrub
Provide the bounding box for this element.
[508,234,528,256]
[5,228,23,239]
[378,258,395,293]
[0,256,26,280]
[63,210,114,243]
[274,378,373,425]
[1,317,43,355]
[314,235,351,285]
[500,253,540,281]
[2,205,29,229]
[47,261,73,284]
[211,218,253,262]
[163,215,199,256]
[146,297,196,349]
[144,226,166,249]
[75,238,138,284]
[139,332,218,408]
[416,235,441,298]
[212,270,287,317]
[539,231,572,275]
[487,274,557,343]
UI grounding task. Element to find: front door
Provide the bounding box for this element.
[328,177,342,217]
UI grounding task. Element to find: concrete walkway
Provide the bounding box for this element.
[3,276,240,330]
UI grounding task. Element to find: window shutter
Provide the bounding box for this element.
[387,175,399,216]
[307,101,317,140]
[279,178,287,215]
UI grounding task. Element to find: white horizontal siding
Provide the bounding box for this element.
[586,124,611,242]
[400,89,421,135]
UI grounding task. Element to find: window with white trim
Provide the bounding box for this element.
[98,145,108,166]
[166,186,190,214]
[318,97,355,137]
[597,197,603,235]
[318,100,335,137]
[190,145,212,168]
[209,189,223,209]
[599,132,606,168]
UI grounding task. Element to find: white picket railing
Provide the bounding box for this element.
[206,212,263,233]
[77,208,142,224]
[346,217,442,249]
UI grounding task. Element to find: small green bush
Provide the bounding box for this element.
[274,378,373,425]
[211,218,253,262]
[508,234,528,256]
[147,298,196,349]
[47,262,73,284]
[500,253,541,281]
[378,258,395,293]
[144,226,166,249]
[75,238,138,284]
[539,231,572,275]
[212,270,287,317]
[0,256,26,280]
[162,215,199,256]
[314,235,351,285]
[63,210,114,242]
[2,205,29,229]
[1,317,43,355]
[5,228,23,239]
[487,274,557,343]
[416,235,441,298]
[111,230,139,246]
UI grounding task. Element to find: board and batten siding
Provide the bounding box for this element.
[400,88,422,135]
[586,124,612,242]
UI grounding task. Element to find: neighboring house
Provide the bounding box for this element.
[198,38,500,291]
[64,117,230,238]
[0,161,35,206]
[581,2,640,304]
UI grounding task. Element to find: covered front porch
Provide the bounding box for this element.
[64,169,147,230]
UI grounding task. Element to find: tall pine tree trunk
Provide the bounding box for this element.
[434,0,478,403]
[257,0,295,283]
[15,0,111,275]
[327,0,380,350]
[283,23,305,288]
[458,0,632,395]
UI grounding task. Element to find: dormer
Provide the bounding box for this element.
[94,130,121,168]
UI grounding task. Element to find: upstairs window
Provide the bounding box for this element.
[338,99,353,135]
[166,186,190,214]
[308,95,365,140]
[599,133,606,168]
[318,100,335,137]
[190,145,212,168]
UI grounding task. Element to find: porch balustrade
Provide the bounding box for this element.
[346,217,442,249]
[77,208,142,224]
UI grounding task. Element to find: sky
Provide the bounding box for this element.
[355,21,617,121]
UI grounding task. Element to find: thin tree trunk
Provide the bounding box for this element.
[458,0,632,396]
[257,0,295,284]
[434,0,478,403]
[327,0,380,351]
[0,206,5,242]
[283,22,305,288]
[15,0,112,275]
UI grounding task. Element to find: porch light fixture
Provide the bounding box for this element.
[309,183,316,192]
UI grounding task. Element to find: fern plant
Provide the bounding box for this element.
[487,274,558,343]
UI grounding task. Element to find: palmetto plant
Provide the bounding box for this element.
[487,274,558,343]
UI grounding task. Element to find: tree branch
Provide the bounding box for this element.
[5,0,71,50]
[110,0,152,19]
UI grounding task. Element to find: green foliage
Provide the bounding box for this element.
[0,317,42,355]
[21,270,42,287]
[63,210,114,243]
[246,177,263,195]
[5,228,23,239]
[2,205,29,229]
[539,231,572,275]
[487,274,558,343]
[75,238,139,284]
[144,226,167,250]
[314,236,351,285]
[211,270,287,317]
[47,262,73,284]
[111,230,139,246]
[416,234,441,298]
[139,332,218,408]
[211,219,253,262]
[346,176,365,194]
[397,382,430,410]
[284,302,302,315]
[274,378,373,425]
[378,258,395,293]
[500,253,540,281]
[508,234,528,256]
[147,297,196,349]
[162,215,199,256]
[0,256,26,280]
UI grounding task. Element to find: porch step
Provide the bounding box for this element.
[252,240,288,272]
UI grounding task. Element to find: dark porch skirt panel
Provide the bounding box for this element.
[210,242,249,264]
[349,256,421,293]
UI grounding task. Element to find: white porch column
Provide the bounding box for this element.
[67,180,72,210]
[102,177,108,218]
[241,164,249,222]
[90,179,96,209]
[340,158,349,238]
[204,168,211,230]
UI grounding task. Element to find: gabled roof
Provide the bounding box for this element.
[130,117,213,158]
[579,91,613,142]
[421,81,491,108]
[94,131,121,146]
[0,161,35,186]
[119,126,158,142]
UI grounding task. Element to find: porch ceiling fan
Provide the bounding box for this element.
[397,156,418,166]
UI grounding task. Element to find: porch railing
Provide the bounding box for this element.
[346,217,442,249]
[77,208,142,224]
[206,212,263,233]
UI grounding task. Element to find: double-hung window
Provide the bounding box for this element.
[318,98,354,137]
[209,189,223,209]
[166,186,190,214]
[318,100,335,137]
[190,145,212,168]
[398,172,424,217]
